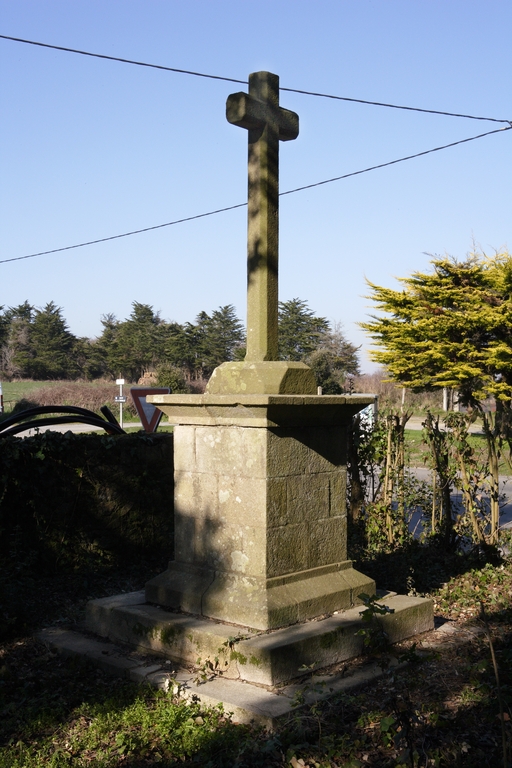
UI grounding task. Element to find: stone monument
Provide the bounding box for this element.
[144,71,375,629]
[85,72,433,693]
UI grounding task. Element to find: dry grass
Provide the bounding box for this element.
[353,370,443,413]
[11,380,137,417]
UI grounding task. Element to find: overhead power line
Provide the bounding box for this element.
[0,34,246,85]
[280,126,511,196]
[0,203,247,264]
[1,125,509,266]
[1,34,510,124]
[281,86,510,124]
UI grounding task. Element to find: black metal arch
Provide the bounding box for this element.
[0,405,125,438]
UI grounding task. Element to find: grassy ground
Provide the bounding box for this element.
[1,549,511,767]
[404,428,511,473]
[1,380,62,411]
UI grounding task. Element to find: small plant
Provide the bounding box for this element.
[193,633,252,684]
[356,593,395,664]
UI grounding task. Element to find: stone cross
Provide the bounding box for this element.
[227,71,299,361]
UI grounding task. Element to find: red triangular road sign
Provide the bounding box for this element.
[130,388,170,433]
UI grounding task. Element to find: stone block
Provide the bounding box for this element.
[202,572,270,628]
[379,595,436,642]
[174,471,218,519]
[329,471,346,518]
[173,513,219,565]
[195,425,266,477]
[39,627,141,676]
[240,524,267,577]
[306,517,347,569]
[241,428,269,477]
[173,425,196,471]
[266,427,346,477]
[85,591,146,637]
[205,360,317,395]
[145,562,215,614]
[266,432,309,477]
[285,473,330,524]
[267,523,309,576]
[267,477,289,526]
[170,519,268,580]
[216,475,267,525]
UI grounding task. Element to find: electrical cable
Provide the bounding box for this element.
[0,203,247,264]
[280,125,511,196]
[280,86,510,124]
[1,125,509,266]
[0,34,247,84]
[1,34,509,124]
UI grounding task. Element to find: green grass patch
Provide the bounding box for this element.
[1,380,62,411]
[0,635,274,768]
[404,427,510,472]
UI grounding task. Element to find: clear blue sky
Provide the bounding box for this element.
[1,1,510,372]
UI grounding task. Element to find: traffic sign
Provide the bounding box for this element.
[114,396,127,403]
[130,388,170,433]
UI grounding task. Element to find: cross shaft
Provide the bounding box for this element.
[227,71,299,361]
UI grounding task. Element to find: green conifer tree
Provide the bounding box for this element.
[25,302,77,380]
[361,252,512,406]
[278,298,330,361]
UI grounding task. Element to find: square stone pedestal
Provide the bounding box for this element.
[145,394,376,630]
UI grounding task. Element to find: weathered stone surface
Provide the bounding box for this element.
[225,72,298,366]
[84,590,434,686]
[86,592,254,663]
[147,394,375,428]
[206,361,317,395]
[145,396,376,628]
[39,625,412,728]
[146,560,374,630]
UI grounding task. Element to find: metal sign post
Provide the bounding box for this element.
[115,378,126,428]
[0,382,3,414]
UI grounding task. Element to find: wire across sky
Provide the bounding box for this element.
[1,33,510,266]
[1,34,510,124]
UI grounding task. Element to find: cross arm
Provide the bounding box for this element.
[226,92,299,141]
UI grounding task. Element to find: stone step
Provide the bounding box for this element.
[37,625,407,728]
[85,590,433,686]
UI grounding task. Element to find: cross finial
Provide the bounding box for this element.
[227,72,299,361]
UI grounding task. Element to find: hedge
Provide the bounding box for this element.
[0,431,174,574]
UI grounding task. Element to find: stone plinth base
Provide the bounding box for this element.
[40,624,411,728]
[145,393,376,630]
[85,590,434,687]
[146,560,375,630]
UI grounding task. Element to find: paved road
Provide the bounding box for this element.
[406,415,483,434]
[408,466,512,531]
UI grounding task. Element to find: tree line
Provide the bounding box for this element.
[0,298,360,392]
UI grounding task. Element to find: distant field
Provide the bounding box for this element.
[1,380,64,411]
